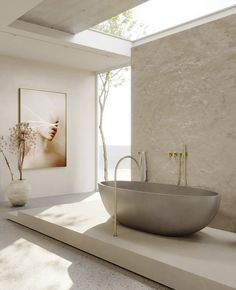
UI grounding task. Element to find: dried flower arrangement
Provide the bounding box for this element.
[0,123,37,181]
[8,123,37,180]
[0,136,14,181]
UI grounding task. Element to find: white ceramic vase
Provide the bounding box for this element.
[6,179,31,207]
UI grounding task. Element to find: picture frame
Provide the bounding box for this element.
[19,88,67,169]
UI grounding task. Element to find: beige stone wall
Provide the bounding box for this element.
[131,14,236,232]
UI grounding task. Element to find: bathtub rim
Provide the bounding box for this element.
[98,180,220,198]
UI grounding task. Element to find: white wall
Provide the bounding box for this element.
[0,55,96,201]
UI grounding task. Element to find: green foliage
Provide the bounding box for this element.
[94,10,145,40]
[96,9,145,88]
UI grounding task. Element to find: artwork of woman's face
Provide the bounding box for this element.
[38,118,59,141]
[20,88,66,169]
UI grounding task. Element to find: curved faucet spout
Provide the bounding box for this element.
[114,155,140,237]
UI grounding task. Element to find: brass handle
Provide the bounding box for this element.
[168,145,188,186]
[168,152,173,158]
[173,152,178,158]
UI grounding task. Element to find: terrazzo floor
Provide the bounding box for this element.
[0,193,171,290]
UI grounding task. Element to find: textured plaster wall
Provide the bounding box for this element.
[131,14,236,232]
[0,55,96,201]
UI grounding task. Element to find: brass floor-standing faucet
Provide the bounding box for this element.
[169,144,188,186]
[113,155,140,237]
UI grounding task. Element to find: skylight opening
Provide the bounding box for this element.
[92,0,236,41]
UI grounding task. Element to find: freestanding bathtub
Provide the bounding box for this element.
[98,181,221,236]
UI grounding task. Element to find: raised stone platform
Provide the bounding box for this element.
[8,194,236,290]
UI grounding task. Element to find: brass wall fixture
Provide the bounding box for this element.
[169,144,188,186]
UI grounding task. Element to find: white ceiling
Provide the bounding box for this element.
[20,0,147,34]
[3,19,132,72]
[0,0,147,71]
[0,0,44,28]
[0,29,130,72]
[0,0,234,72]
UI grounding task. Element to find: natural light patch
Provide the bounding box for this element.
[0,238,73,290]
[93,0,236,41]
[28,202,110,233]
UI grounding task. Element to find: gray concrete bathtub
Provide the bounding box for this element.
[98,181,221,236]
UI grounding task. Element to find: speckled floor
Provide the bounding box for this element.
[0,193,171,290]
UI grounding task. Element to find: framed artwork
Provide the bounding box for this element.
[19,88,67,169]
